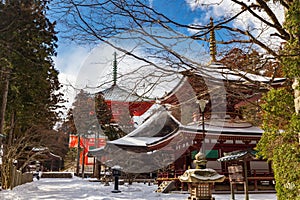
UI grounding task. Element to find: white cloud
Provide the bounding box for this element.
[149,0,153,8]
[185,0,223,11]
[55,45,90,74]
[53,45,91,113]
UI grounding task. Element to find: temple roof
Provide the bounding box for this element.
[89,106,263,152]
[184,122,263,135]
[161,63,285,103]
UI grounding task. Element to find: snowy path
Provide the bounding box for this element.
[0,177,277,200]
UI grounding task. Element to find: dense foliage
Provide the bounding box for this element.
[257,1,300,199]
[0,0,62,132]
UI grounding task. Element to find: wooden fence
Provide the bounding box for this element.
[9,166,33,189]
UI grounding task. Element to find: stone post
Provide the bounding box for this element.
[292,78,300,144]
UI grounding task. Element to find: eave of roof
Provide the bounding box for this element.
[195,64,286,84]
[217,149,256,162]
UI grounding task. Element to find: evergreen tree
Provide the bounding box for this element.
[257,1,300,199]
[95,93,112,126]
[71,90,128,141]
[0,0,63,189]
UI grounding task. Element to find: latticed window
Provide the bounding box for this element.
[198,184,210,196]
[190,183,212,199]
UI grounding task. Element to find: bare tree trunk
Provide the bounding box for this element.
[1,111,16,189]
[1,151,13,189]
[0,70,10,190]
[0,72,9,135]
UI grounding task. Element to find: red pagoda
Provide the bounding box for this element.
[98,52,155,124]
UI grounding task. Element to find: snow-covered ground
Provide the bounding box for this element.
[0,177,277,200]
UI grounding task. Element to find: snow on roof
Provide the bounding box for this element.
[108,106,180,147]
[197,63,286,84]
[184,122,263,135]
[141,124,262,148]
[161,63,285,102]
[100,85,154,102]
[109,136,160,147]
[32,147,48,151]
[127,106,180,137]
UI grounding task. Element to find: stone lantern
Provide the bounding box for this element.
[111,165,122,193]
[179,151,225,200]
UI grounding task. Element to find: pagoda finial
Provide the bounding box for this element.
[209,17,217,63]
[113,51,117,86]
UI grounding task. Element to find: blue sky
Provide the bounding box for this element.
[50,0,285,111]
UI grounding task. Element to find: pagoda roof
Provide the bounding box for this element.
[99,84,154,102]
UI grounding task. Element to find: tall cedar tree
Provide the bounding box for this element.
[0,0,63,189]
